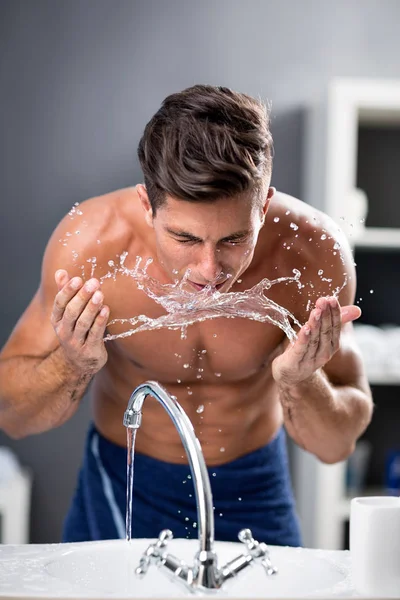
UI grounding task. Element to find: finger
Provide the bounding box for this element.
[55,269,69,291]
[341,305,361,324]
[317,298,332,343]
[314,298,338,362]
[290,323,312,361]
[52,276,83,324]
[291,308,321,362]
[328,296,342,352]
[62,278,101,334]
[86,305,110,344]
[73,289,104,344]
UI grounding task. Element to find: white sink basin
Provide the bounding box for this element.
[0,538,356,599]
[45,538,353,598]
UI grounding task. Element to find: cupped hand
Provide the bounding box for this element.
[51,269,110,374]
[272,296,361,386]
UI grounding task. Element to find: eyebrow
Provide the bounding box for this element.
[166,228,250,243]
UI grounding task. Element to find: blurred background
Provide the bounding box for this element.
[1,0,400,547]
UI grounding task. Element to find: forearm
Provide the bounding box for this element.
[0,347,94,438]
[278,369,373,463]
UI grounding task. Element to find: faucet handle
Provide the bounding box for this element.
[135,529,174,578]
[155,529,174,547]
[238,529,278,576]
[238,528,257,548]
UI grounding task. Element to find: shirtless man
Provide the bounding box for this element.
[0,85,373,545]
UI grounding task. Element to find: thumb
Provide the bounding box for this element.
[341,305,361,324]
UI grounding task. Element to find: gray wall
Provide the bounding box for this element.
[1,0,399,543]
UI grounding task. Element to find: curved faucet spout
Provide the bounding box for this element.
[123,381,215,555]
[123,381,277,592]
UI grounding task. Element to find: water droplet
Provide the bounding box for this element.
[290,222,298,230]
[75,230,80,235]
[273,217,280,223]
[178,510,181,513]
[318,269,324,276]
[237,278,242,283]
[201,349,207,354]
[212,473,216,477]
[285,210,291,215]
[187,389,193,395]
[177,379,181,383]
[219,513,223,517]
[220,447,225,452]
[193,522,197,528]
[333,242,341,250]
[97,239,101,244]
[370,289,374,294]
[187,474,191,479]
[215,372,221,377]
[185,517,189,521]
[321,234,327,240]
[183,363,190,369]
[238,497,242,501]
[196,405,204,413]
[213,334,217,338]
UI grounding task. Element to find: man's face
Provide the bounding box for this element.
[140,188,273,293]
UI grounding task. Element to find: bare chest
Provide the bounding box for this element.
[100,259,304,384]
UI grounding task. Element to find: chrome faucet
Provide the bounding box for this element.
[123,380,277,593]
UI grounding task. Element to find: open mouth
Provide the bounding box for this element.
[189,280,226,291]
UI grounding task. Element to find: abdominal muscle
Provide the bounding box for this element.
[91,354,284,466]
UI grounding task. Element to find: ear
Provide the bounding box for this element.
[261,186,276,219]
[136,184,154,228]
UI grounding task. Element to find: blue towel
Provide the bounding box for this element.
[62,423,302,546]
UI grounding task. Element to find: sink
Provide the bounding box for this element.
[0,538,356,599]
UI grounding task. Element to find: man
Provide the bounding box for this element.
[0,85,373,546]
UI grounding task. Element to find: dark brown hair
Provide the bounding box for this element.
[137,85,273,212]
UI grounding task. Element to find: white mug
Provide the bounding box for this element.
[350,496,400,598]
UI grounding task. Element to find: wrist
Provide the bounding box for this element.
[275,368,327,393]
[52,346,96,381]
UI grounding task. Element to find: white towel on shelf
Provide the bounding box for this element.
[0,446,22,485]
[353,324,400,381]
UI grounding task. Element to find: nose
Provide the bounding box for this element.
[196,245,223,283]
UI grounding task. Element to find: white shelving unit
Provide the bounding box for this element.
[303,77,400,249]
[294,77,400,550]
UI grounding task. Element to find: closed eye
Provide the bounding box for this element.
[174,237,198,244]
[222,237,248,245]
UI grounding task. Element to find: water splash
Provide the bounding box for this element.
[102,254,303,343]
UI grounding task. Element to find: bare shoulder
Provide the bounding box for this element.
[42,187,142,287]
[0,187,142,360]
[264,191,356,320]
